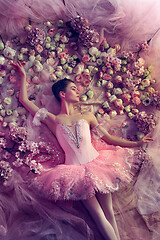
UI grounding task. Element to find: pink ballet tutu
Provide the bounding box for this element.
[32,119,137,201]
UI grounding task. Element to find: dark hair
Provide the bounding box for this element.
[52,78,74,102]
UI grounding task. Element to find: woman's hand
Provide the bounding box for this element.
[138,132,153,146]
[12,60,26,77]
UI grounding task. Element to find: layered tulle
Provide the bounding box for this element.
[0,0,66,36]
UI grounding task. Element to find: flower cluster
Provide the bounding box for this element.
[134,111,157,134]
[9,125,28,142]
[0,160,13,181]
[69,16,99,47]
[26,26,46,46]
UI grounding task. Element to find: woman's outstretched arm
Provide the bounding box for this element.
[13,61,40,116]
[88,112,153,148]
[13,61,56,129]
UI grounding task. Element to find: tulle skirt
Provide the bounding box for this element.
[32,136,137,201]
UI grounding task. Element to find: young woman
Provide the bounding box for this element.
[12,60,152,240]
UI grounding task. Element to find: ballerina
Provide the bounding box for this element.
[11,60,153,240]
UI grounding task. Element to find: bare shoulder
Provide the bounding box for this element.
[82,111,98,128]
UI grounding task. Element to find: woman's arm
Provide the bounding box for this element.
[88,112,153,148]
[13,61,56,128]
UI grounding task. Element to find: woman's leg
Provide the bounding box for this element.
[82,196,118,240]
[96,193,120,240]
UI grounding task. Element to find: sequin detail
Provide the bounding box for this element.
[60,120,84,148]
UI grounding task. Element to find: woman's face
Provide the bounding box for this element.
[62,82,79,103]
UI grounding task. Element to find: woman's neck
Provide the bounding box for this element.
[59,101,76,116]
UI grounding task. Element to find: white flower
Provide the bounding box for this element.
[89,47,99,56]
[4,97,12,105]
[0,77,3,84]
[109,95,117,103]
[33,61,43,72]
[109,110,117,118]
[113,88,123,95]
[0,40,4,50]
[0,56,5,65]
[3,47,16,59]
[107,48,116,56]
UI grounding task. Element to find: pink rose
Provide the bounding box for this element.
[117,109,124,115]
[98,108,105,115]
[59,52,67,59]
[106,81,113,89]
[0,70,6,77]
[82,55,90,62]
[109,110,117,118]
[132,109,139,115]
[122,93,131,103]
[46,57,55,65]
[132,90,140,98]
[75,74,83,83]
[6,88,14,96]
[114,99,123,108]
[83,79,91,87]
[105,92,111,98]
[115,75,122,84]
[73,63,84,74]
[63,48,68,53]
[60,35,69,43]
[132,96,141,105]
[103,73,111,80]
[36,44,43,53]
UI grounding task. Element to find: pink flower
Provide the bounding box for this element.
[109,110,117,118]
[117,109,124,115]
[103,73,111,80]
[75,74,84,83]
[60,35,69,43]
[0,70,6,77]
[106,81,113,89]
[132,96,141,105]
[132,90,140,98]
[99,108,105,115]
[36,44,43,53]
[59,52,67,59]
[122,93,131,103]
[132,109,139,115]
[6,88,15,96]
[73,63,84,74]
[47,28,56,34]
[82,55,90,62]
[63,48,68,53]
[114,99,123,108]
[83,79,91,87]
[114,75,122,84]
[46,57,55,65]
[105,92,111,98]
